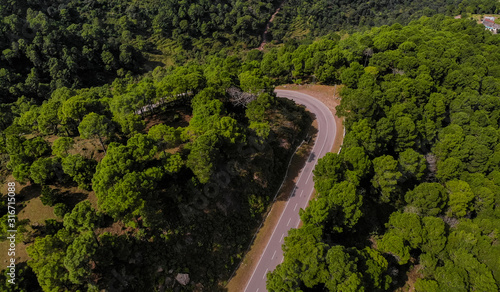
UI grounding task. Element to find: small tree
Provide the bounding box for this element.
[78,113,114,153]
[40,186,60,207]
[52,137,74,158]
[53,203,69,218]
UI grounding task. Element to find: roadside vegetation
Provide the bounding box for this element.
[2,0,500,291]
[267,15,500,292]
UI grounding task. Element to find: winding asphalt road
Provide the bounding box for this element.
[244,90,337,292]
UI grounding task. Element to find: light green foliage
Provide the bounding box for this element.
[27,231,72,291]
[23,136,50,158]
[386,212,423,249]
[341,61,364,88]
[38,99,62,134]
[394,116,417,151]
[60,95,101,130]
[348,119,378,153]
[30,157,56,185]
[445,180,474,218]
[52,137,74,158]
[325,246,364,291]
[301,181,362,233]
[186,131,219,184]
[62,154,97,190]
[249,121,271,139]
[328,182,363,231]
[371,155,402,203]
[238,69,271,94]
[78,112,114,152]
[281,226,328,288]
[361,247,391,290]
[188,88,225,137]
[246,93,274,139]
[217,116,242,143]
[421,217,447,255]
[92,141,163,221]
[415,279,440,292]
[378,232,410,265]
[343,146,371,182]
[148,124,179,148]
[64,232,98,284]
[313,152,344,195]
[405,183,447,216]
[63,201,101,233]
[437,157,463,181]
[164,153,184,173]
[398,148,427,181]
[126,134,158,161]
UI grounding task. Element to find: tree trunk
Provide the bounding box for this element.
[98,135,106,154]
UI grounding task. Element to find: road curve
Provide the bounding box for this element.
[244,90,337,292]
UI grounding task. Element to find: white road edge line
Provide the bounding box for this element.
[243,90,338,292]
[243,185,297,292]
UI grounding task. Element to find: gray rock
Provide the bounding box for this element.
[175,273,190,286]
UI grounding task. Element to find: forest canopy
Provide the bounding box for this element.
[267,15,500,291]
[2,0,500,290]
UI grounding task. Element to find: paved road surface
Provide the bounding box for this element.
[244,90,337,292]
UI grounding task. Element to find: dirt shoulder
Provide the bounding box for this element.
[276,84,344,153]
[226,84,344,291]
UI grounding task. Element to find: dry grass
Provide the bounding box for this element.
[0,173,93,266]
[0,179,52,265]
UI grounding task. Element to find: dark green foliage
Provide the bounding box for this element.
[63,201,101,233]
[78,113,114,153]
[405,183,447,216]
[270,14,500,291]
[269,0,474,43]
[5,2,500,290]
[53,203,69,219]
[40,185,60,207]
[29,157,57,185]
[61,154,96,190]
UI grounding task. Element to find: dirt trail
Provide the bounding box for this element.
[257,1,286,51]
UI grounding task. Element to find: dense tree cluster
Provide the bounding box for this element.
[268,0,500,42]
[0,40,310,289]
[267,15,500,291]
[2,0,488,106]
[3,0,500,289]
[0,0,148,103]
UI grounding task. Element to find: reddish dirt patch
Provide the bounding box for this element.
[257,1,286,51]
[396,264,423,292]
[143,106,192,132]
